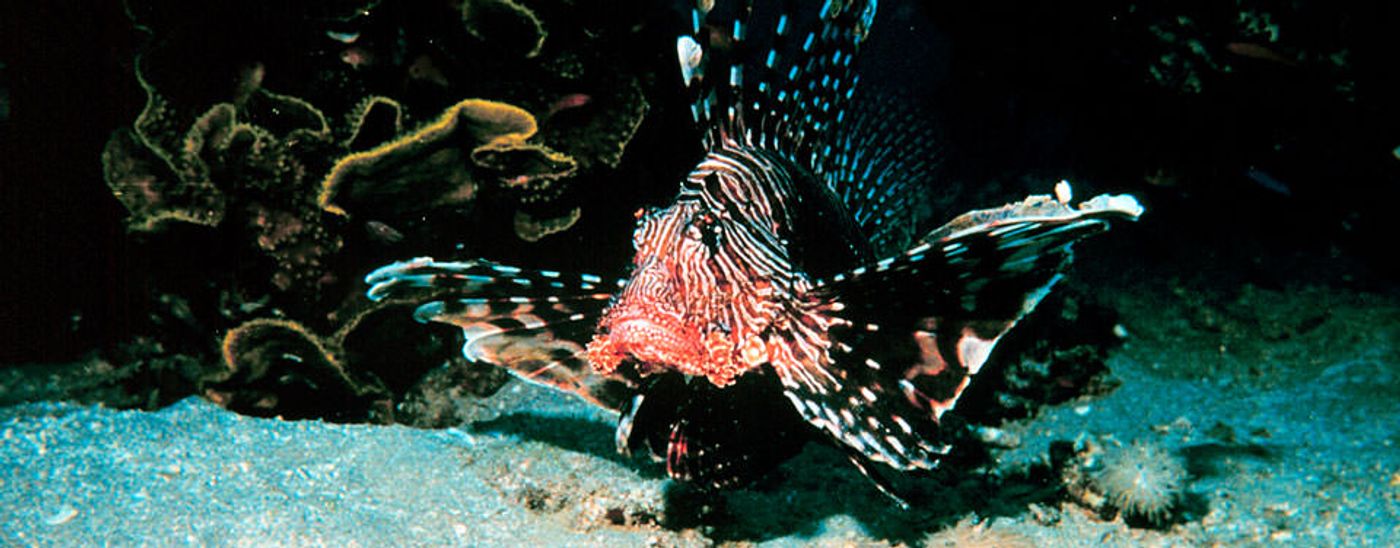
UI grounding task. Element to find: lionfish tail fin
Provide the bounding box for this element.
[364,258,634,410]
[780,184,1142,474]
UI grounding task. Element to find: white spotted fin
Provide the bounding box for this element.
[364,258,635,410]
[782,187,1143,475]
[679,0,876,157]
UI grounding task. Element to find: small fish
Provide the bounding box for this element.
[1245,166,1292,196]
[546,93,593,116]
[364,220,405,244]
[326,29,361,44]
[366,0,1142,504]
[339,46,375,70]
[1225,42,1297,67]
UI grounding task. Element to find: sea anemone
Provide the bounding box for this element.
[1091,440,1187,524]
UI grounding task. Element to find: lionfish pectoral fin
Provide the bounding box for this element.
[364,257,634,410]
[841,448,915,510]
[779,187,1143,474]
[615,376,685,460]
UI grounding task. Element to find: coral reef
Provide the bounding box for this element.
[1137,0,1353,97]
[319,98,576,220]
[394,358,512,428]
[461,0,548,59]
[953,289,1123,433]
[94,0,663,424]
[212,318,385,420]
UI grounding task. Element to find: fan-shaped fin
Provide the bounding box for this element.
[365,258,635,410]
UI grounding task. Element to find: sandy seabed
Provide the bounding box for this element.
[3,276,1399,546]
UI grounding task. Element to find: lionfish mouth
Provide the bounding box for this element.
[612,317,690,354]
[588,316,707,380]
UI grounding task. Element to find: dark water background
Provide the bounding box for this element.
[2,1,1397,366]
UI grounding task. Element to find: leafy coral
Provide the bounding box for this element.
[462,0,548,58]
[319,98,576,220]
[96,0,662,423]
[213,318,385,420]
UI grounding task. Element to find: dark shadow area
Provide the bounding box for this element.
[467,403,1067,544]
[467,412,666,480]
[1119,490,1212,530]
[659,443,1066,545]
[1179,442,1280,479]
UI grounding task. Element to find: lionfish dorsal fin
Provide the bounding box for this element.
[826,92,947,256]
[679,0,875,156]
[776,187,1144,471]
[680,1,947,257]
[364,258,636,410]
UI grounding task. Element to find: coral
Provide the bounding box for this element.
[396,358,513,428]
[214,318,388,421]
[340,95,404,150]
[514,207,582,242]
[954,289,1123,427]
[101,60,236,231]
[103,55,345,297]
[104,52,335,233]
[1091,440,1188,525]
[461,0,547,58]
[538,76,649,172]
[94,0,661,423]
[247,201,342,293]
[1136,1,1353,97]
[103,126,224,230]
[213,284,498,423]
[318,98,577,220]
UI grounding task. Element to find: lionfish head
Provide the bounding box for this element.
[586,158,801,387]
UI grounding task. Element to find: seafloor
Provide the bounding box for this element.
[4,249,1397,546]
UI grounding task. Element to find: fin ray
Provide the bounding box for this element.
[680,0,876,158]
[364,258,634,410]
[775,189,1143,470]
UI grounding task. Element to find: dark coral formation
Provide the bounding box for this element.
[462,0,548,59]
[95,0,664,423]
[212,318,386,421]
[1134,0,1353,97]
[319,98,577,221]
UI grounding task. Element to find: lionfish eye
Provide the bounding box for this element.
[687,213,722,250]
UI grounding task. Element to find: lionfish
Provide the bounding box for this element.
[366,0,1142,503]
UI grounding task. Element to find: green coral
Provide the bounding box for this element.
[341,95,404,150]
